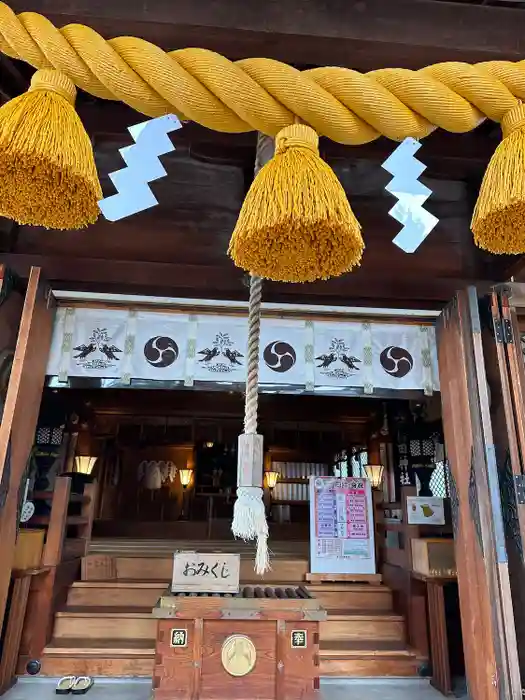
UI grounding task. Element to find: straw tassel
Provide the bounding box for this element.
[472,102,525,254]
[228,123,364,283]
[0,69,102,230]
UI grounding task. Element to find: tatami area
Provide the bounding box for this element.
[4,677,468,700]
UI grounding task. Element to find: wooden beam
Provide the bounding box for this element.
[490,255,525,284]
[80,103,497,179]
[2,252,491,308]
[0,268,55,642]
[8,0,524,68]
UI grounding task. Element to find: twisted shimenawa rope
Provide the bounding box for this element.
[1,2,525,144]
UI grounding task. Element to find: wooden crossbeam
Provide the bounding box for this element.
[1,253,492,308]
[7,0,524,68]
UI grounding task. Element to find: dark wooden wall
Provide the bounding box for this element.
[1,0,524,309]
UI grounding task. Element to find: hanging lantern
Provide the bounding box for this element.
[74,455,97,475]
[265,470,279,491]
[179,468,193,489]
[363,433,385,491]
[363,463,385,490]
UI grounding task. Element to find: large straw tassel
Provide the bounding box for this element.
[472,102,525,254]
[0,69,102,230]
[228,124,364,283]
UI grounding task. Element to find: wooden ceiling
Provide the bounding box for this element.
[7,0,525,67]
[1,0,522,309]
[51,388,389,450]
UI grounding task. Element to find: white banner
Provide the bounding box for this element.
[49,308,129,380]
[314,322,365,388]
[193,316,247,383]
[259,319,308,386]
[47,306,439,393]
[130,312,189,381]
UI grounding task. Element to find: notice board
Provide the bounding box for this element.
[309,476,376,575]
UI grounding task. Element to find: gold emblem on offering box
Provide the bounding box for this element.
[221,634,256,677]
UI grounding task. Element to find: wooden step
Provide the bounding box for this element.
[25,639,154,678]
[67,581,167,607]
[319,641,421,677]
[68,580,393,613]
[321,610,405,642]
[83,553,308,583]
[306,584,393,611]
[26,638,420,679]
[89,538,311,557]
[53,608,156,640]
[67,580,311,608]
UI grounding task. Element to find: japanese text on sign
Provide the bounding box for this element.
[171,552,240,594]
[291,630,307,648]
[170,629,188,648]
[182,560,231,579]
[309,476,376,575]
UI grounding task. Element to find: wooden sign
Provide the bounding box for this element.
[171,551,240,593]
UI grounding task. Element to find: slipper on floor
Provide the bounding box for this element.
[56,677,76,695]
[72,677,94,695]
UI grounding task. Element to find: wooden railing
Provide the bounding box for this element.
[0,476,97,688]
[32,477,98,563]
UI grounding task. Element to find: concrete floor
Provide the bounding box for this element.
[4,677,463,700]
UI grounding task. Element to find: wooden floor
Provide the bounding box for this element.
[18,538,424,679]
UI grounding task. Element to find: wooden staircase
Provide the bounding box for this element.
[21,539,423,678]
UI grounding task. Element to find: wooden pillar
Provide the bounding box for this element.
[0,572,33,694]
[426,580,452,695]
[0,268,55,635]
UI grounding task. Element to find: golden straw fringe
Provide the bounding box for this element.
[0,69,102,230]
[229,124,364,283]
[472,102,525,254]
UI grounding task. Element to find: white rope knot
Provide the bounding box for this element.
[232,486,269,575]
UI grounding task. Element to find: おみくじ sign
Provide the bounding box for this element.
[171,551,240,594]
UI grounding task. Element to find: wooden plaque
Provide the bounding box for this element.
[171,551,240,593]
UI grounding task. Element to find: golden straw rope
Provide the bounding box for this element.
[1,2,525,144]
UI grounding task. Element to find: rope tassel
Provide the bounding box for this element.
[0,69,102,230]
[228,124,364,283]
[472,102,525,254]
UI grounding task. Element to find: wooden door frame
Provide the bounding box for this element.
[437,287,522,699]
[482,287,525,684]
[0,267,56,636]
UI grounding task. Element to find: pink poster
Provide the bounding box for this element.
[312,477,371,561]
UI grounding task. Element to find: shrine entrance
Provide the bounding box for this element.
[0,270,524,697]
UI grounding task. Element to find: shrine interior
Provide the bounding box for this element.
[22,384,465,681]
[30,387,448,541]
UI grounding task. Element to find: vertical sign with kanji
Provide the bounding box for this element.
[170,629,188,648]
[291,630,307,648]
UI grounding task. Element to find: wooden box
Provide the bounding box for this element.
[13,529,45,570]
[152,586,326,700]
[411,538,456,578]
